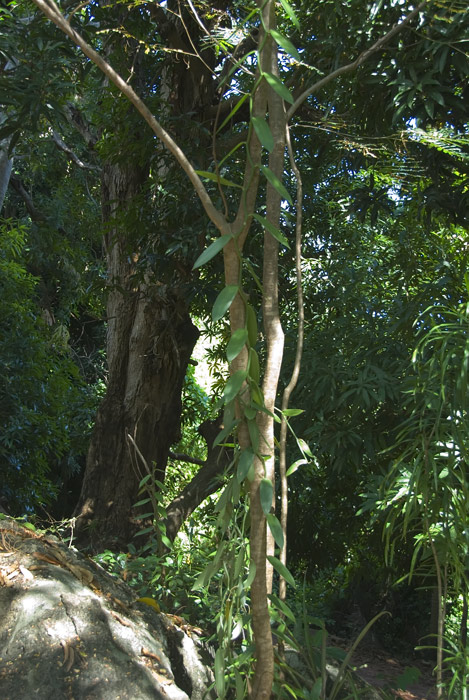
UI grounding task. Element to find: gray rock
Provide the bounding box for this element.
[0,517,215,700]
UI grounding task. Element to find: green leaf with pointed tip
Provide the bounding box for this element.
[248,418,259,452]
[286,458,308,477]
[248,348,260,384]
[262,72,294,104]
[267,555,296,588]
[213,419,238,447]
[260,478,273,515]
[224,369,247,403]
[193,234,232,270]
[251,116,274,152]
[246,304,258,346]
[212,285,239,322]
[282,408,304,416]
[270,29,301,62]
[279,0,300,30]
[260,166,293,205]
[227,328,248,362]
[195,169,242,188]
[217,93,249,133]
[237,448,254,482]
[266,513,285,549]
[253,213,290,248]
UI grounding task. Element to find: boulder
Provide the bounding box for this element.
[0,516,214,700]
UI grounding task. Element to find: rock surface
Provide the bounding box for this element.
[0,517,214,699]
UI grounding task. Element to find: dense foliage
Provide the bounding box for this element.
[1,0,468,697]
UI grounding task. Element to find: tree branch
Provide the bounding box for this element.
[287,1,428,121]
[51,131,99,170]
[32,0,230,238]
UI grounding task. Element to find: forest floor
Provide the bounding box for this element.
[346,642,438,700]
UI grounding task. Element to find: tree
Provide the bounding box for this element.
[6,0,469,696]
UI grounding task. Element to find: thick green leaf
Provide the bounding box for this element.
[266,512,285,549]
[269,593,296,623]
[214,648,225,697]
[217,93,249,132]
[248,347,260,384]
[267,555,296,588]
[262,71,294,104]
[282,408,304,416]
[270,29,301,62]
[212,284,239,322]
[286,458,308,477]
[253,213,290,248]
[279,0,300,30]
[248,418,260,452]
[224,369,248,403]
[298,437,313,458]
[227,328,248,362]
[260,166,293,205]
[251,116,274,152]
[237,448,254,482]
[246,304,258,346]
[213,419,238,447]
[195,169,242,188]
[260,478,273,515]
[193,234,232,270]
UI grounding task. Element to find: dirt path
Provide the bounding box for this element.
[350,647,438,700]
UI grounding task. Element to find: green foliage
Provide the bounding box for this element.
[0,220,97,512]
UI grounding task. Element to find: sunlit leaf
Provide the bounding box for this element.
[260,166,293,204]
[227,328,248,362]
[262,71,294,104]
[193,234,232,270]
[251,116,274,152]
[267,555,296,588]
[253,213,290,248]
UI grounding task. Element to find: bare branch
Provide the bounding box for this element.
[287,1,428,121]
[51,131,99,170]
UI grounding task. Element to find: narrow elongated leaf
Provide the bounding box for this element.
[286,458,308,477]
[253,213,290,248]
[213,419,238,447]
[269,593,296,623]
[212,285,239,322]
[270,29,301,62]
[267,555,296,588]
[260,166,293,204]
[237,448,254,482]
[260,478,273,515]
[214,648,225,697]
[262,71,294,104]
[280,0,300,29]
[248,418,260,452]
[251,116,274,152]
[282,408,304,416]
[246,304,258,346]
[193,234,232,270]
[227,328,248,362]
[248,348,260,384]
[298,437,313,458]
[217,93,249,132]
[195,169,242,188]
[266,512,285,549]
[224,369,248,403]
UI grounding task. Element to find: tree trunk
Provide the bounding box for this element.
[75,160,199,548]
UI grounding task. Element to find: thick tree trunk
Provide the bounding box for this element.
[75,161,199,548]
